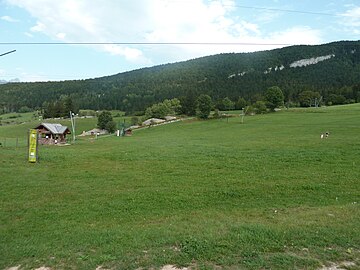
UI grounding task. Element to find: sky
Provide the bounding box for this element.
[0,0,359,82]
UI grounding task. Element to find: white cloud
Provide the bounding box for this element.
[13,67,54,81]
[5,0,323,65]
[336,6,360,36]
[18,72,49,82]
[6,0,154,63]
[103,44,148,62]
[24,32,34,38]
[56,32,66,39]
[1,15,19,22]
[0,68,45,82]
[340,6,360,27]
[269,27,322,46]
[30,21,46,32]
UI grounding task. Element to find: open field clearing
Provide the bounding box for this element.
[1,104,359,269]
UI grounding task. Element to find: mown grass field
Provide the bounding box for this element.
[0,104,359,269]
[0,111,128,147]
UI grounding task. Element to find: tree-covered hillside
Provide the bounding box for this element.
[1,40,360,113]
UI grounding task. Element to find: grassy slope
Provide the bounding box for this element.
[0,113,128,146]
[0,104,359,269]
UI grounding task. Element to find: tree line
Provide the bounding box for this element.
[1,40,360,115]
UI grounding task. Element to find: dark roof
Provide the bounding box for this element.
[35,123,71,134]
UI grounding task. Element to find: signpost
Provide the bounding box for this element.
[28,129,38,163]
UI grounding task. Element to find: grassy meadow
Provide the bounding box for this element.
[0,111,128,147]
[0,104,359,269]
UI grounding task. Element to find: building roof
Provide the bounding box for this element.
[142,118,166,126]
[36,123,71,134]
[80,128,108,136]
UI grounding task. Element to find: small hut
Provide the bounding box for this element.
[35,123,71,145]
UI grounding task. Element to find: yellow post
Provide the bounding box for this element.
[28,129,38,163]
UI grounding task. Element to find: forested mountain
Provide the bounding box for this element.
[1,40,360,113]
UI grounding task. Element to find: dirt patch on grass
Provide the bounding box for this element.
[6,265,189,270]
[160,265,189,270]
[5,267,51,270]
[5,266,21,270]
[318,261,356,270]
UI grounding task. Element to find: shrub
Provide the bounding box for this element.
[105,120,117,133]
[131,116,140,125]
[18,106,32,113]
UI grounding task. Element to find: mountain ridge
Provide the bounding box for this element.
[1,40,359,113]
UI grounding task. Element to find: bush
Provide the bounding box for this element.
[245,106,255,115]
[131,116,140,125]
[132,111,145,116]
[212,109,220,119]
[105,120,117,133]
[327,94,346,105]
[298,91,321,107]
[285,101,299,108]
[254,101,267,114]
[18,106,32,113]
[8,114,21,119]
[97,111,113,130]
[79,110,96,117]
[144,98,181,119]
[235,97,247,110]
[215,97,235,111]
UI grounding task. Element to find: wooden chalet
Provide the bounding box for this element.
[35,123,71,145]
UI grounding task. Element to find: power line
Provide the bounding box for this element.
[168,1,346,17]
[226,4,338,17]
[0,42,292,46]
[3,41,359,46]
[0,50,16,57]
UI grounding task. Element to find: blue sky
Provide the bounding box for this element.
[0,0,359,82]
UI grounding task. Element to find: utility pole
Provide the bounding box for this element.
[1,50,16,114]
[314,96,323,108]
[240,107,249,124]
[70,111,76,143]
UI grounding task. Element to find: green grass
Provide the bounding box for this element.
[0,111,40,126]
[0,114,130,145]
[1,104,359,269]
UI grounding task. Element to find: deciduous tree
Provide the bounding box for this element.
[298,91,321,107]
[221,97,235,111]
[97,111,113,130]
[235,97,247,110]
[196,94,212,119]
[265,86,284,111]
